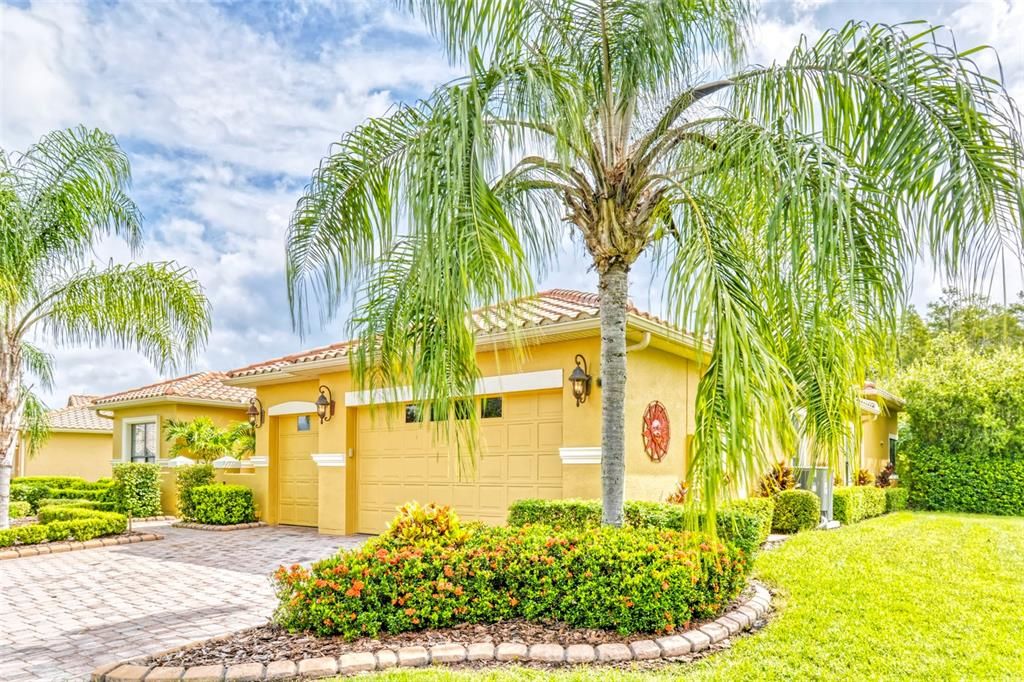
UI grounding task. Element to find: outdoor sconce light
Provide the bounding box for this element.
[316,385,336,424]
[569,354,592,406]
[247,397,264,428]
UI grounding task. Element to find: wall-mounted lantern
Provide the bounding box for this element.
[316,385,336,423]
[247,397,265,428]
[569,354,592,406]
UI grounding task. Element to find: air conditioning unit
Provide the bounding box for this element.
[794,466,834,523]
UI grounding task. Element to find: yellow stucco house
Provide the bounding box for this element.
[93,372,253,465]
[856,383,905,476]
[79,289,902,533]
[15,395,113,480]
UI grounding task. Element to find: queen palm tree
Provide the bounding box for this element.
[285,1,1023,525]
[164,417,230,464]
[0,127,210,528]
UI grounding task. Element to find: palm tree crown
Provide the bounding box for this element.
[0,126,211,528]
[285,1,1023,525]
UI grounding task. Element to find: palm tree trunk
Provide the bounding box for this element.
[0,349,21,531]
[599,260,629,526]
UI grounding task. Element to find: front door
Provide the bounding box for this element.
[277,414,318,526]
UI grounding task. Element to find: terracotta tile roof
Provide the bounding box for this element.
[94,371,254,407]
[228,289,680,379]
[44,397,112,432]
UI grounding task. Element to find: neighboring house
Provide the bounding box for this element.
[93,372,253,465]
[857,382,905,476]
[221,289,708,536]
[15,395,113,480]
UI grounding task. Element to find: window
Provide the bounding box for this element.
[405,404,423,423]
[481,396,503,419]
[888,436,897,467]
[297,415,311,432]
[129,422,157,463]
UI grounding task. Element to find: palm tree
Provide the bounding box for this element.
[0,127,210,528]
[285,2,1023,526]
[164,417,230,464]
[225,421,256,459]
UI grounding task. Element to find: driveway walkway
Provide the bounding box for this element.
[0,522,365,681]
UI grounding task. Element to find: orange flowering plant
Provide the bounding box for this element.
[273,502,747,640]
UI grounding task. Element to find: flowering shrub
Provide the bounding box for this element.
[274,503,746,640]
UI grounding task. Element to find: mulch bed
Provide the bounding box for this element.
[150,585,760,668]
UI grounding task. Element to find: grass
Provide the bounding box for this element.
[351,512,1024,681]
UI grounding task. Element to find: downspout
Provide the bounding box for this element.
[625,331,651,353]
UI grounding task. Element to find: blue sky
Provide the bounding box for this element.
[2,0,1022,405]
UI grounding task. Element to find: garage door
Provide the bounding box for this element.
[277,414,318,527]
[356,390,563,533]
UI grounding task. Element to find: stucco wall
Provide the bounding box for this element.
[108,403,247,462]
[16,431,113,480]
[861,412,899,476]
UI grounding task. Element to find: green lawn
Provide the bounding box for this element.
[358,512,1024,681]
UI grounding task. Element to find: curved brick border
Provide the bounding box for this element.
[91,584,773,681]
[172,521,267,532]
[134,515,177,523]
[0,532,163,561]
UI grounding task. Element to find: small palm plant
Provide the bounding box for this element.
[163,417,230,464]
[285,2,1023,525]
[225,421,256,459]
[0,127,210,528]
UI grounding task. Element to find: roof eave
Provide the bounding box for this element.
[91,396,249,411]
[223,315,703,386]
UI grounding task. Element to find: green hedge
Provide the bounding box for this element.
[36,498,115,511]
[274,503,747,639]
[832,486,887,525]
[771,490,820,533]
[190,485,257,525]
[176,464,215,521]
[903,445,1024,515]
[11,476,114,512]
[506,497,773,556]
[898,340,1024,515]
[885,487,909,513]
[9,501,32,518]
[111,463,162,517]
[0,507,127,547]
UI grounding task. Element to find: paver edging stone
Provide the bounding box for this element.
[92,583,773,680]
[0,532,162,560]
[172,521,267,532]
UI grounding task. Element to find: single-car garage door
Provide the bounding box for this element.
[356,390,563,533]
[277,414,318,527]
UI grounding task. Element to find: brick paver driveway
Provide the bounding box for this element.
[0,522,365,681]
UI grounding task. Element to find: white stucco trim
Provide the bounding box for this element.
[311,453,347,467]
[559,446,602,465]
[212,456,242,469]
[120,415,159,463]
[344,369,564,407]
[267,400,318,416]
[159,456,196,468]
[249,455,269,468]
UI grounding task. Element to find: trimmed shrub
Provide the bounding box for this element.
[0,507,127,547]
[111,463,162,517]
[771,489,820,533]
[176,464,216,521]
[274,503,747,640]
[46,487,113,502]
[724,497,775,546]
[11,481,51,512]
[13,476,88,488]
[12,476,114,512]
[35,498,115,511]
[507,498,770,556]
[832,486,888,525]
[885,486,909,512]
[190,485,257,525]
[9,501,31,519]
